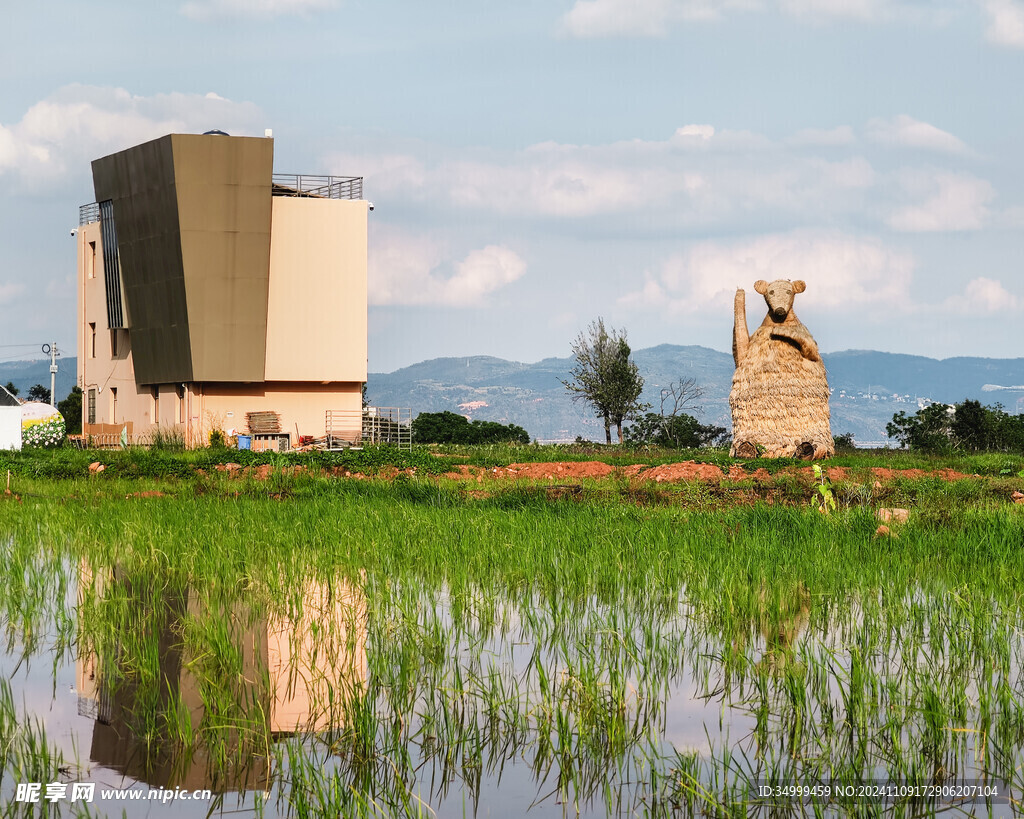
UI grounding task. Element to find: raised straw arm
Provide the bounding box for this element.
[732,289,749,367]
[770,322,821,362]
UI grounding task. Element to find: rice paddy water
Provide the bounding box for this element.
[0,464,1023,817]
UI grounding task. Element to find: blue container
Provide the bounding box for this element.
[237,435,252,450]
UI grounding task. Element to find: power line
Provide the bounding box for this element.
[0,353,52,363]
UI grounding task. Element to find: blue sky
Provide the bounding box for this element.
[2,0,1023,373]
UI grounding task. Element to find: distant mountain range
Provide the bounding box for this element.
[0,357,77,404]
[366,346,1024,445]
[5,349,1023,445]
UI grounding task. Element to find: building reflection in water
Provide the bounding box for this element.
[76,563,367,792]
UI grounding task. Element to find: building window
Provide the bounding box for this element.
[110,329,118,358]
[87,389,96,425]
[176,384,185,424]
[89,323,96,358]
[87,241,96,279]
[110,387,118,423]
[151,386,160,425]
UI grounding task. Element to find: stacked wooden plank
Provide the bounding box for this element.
[246,411,281,434]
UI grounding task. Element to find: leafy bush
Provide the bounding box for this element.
[57,387,83,435]
[23,416,65,449]
[887,400,1024,454]
[151,426,186,452]
[624,412,728,449]
[833,432,857,452]
[412,411,529,445]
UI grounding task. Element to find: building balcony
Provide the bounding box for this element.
[79,202,100,225]
[271,174,362,200]
[79,174,363,226]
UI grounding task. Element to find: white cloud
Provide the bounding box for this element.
[787,125,857,147]
[777,0,886,21]
[865,114,971,154]
[181,0,336,20]
[887,170,994,232]
[560,0,757,38]
[326,117,1013,238]
[328,125,887,228]
[560,0,956,36]
[945,276,1020,313]
[445,246,527,306]
[0,85,263,186]
[674,124,716,141]
[367,228,445,306]
[0,283,24,306]
[979,0,1024,46]
[619,231,916,314]
[369,228,525,307]
[330,152,427,193]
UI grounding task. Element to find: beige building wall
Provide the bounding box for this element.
[265,197,368,383]
[173,135,274,383]
[77,220,154,436]
[193,382,362,443]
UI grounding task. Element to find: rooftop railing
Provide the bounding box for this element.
[272,174,363,200]
[79,174,364,225]
[79,202,100,225]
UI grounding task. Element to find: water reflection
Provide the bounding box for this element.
[730,581,812,675]
[75,563,367,792]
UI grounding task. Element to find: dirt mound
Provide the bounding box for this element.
[492,461,617,480]
[870,467,971,482]
[637,462,726,482]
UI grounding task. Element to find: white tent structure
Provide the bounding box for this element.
[0,384,20,450]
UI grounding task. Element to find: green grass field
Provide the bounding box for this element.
[1,445,1023,816]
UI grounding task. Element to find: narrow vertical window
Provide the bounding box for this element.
[110,387,118,423]
[89,323,96,358]
[87,241,96,279]
[176,384,185,424]
[87,389,96,425]
[151,386,160,425]
[110,329,118,358]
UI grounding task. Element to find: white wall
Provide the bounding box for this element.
[0,408,21,450]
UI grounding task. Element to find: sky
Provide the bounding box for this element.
[2,0,1023,374]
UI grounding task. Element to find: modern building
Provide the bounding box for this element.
[76,132,368,448]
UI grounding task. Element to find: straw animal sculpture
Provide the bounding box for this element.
[730,279,834,459]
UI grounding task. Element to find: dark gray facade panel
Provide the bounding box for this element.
[91,133,274,386]
[93,136,193,385]
[97,200,126,330]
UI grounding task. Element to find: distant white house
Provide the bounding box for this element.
[0,384,20,450]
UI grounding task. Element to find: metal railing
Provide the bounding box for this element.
[325,407,412,451]
[272,174,363,200]
[79,202,100,225]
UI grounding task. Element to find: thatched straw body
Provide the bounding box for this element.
[730,281,834,459]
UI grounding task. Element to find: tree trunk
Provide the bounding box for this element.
[604,414,612,445]
[616,421,623,444]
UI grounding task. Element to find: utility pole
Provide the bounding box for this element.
[43,343,59,407]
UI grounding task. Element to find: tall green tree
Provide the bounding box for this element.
[887,399,1024,454]
[27,384,50,403]
[58,386,83,434]
[411,411,529,445]
[3,381,18,397]
[562,318,646,444]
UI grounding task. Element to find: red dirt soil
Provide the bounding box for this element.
[493,461,617,480]
[185,458,993,487]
